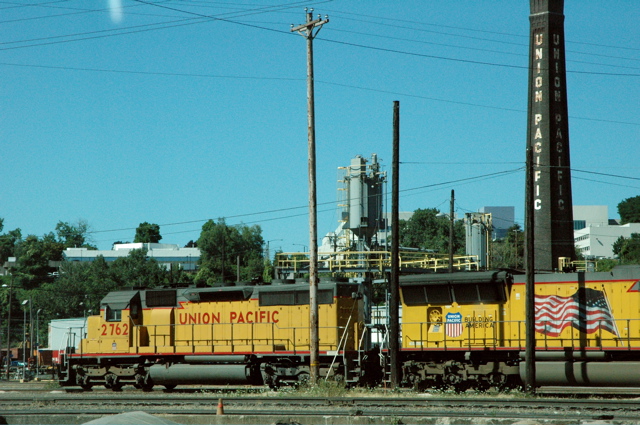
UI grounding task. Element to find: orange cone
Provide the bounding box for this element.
[217,398,224,415]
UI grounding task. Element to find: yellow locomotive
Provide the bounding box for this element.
[60,265,640,391]
[59,278,369,390]
[400,266,640,390]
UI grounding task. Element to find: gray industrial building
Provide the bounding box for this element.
[63,243,200,271]
[479,206,515,240]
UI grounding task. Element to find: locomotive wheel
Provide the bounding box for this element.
[104,373,123,392]
[296,372,310,387]
[488,372,507,391]
[453,381,470,393]
[135,372,154,392]
[474,379,490,392]
[77,373,93,391]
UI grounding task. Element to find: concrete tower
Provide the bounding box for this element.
[527,0,575,271]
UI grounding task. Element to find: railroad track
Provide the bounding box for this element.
[2,394,640,423]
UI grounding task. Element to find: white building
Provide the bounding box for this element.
[573,206,640,259]
[63,243,200,271]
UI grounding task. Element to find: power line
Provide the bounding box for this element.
[3,2,638,79]
[85,167,525,237]
[0,61,303,82]
[2,60,635,126]
[316,36,640,78]
[572,169,640,182]
[323,8,640,54]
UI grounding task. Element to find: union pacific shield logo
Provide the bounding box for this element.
[445,312,463,338]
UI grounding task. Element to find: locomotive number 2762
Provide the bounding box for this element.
[101,323,129,336]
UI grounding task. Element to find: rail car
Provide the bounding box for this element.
[58,278,378,391]
[397,265,640,390]
[59,265,640,391]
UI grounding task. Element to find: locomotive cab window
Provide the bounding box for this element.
[106,306,122,322]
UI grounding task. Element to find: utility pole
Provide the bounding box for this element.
[390,101,400,388]
[449,190,455,273]
[291,8,328,385]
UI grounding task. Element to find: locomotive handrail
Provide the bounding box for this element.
[401,318,634,351]
[130,320,348,355]
[275,250,479,274]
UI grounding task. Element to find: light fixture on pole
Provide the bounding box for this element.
[292,244,308,253]
[21,299,29,382]
[265,239,283,260]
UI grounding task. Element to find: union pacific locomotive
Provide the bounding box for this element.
[59,265,640,390]
[58,278,378,391]
[399,265,640,390]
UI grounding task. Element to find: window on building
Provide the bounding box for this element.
[574,220,586,230]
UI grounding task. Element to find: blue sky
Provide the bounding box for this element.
[1,1,638,252]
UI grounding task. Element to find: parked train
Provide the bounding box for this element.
[399,265,640,390]
[58,278,379,390]
[58,265,640,391]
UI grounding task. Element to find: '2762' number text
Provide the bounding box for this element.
[101,323,129,336]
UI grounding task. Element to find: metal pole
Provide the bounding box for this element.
[22,303,27,381]
[35,309,41,381]
[291,8,328,385]
[5,279,12,381]
[389,101,400,388]
[29,298,32,374]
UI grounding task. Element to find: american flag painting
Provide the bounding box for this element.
[445,312,464,338]
[535,287,618,337]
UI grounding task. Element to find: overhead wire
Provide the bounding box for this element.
[3,2,637,245]
[2,1,638,79]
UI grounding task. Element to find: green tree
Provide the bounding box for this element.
[618,196,640,225]
[490,224,524,269]
[13,233,64,288]
[397,208,465,254]
[134,222,162,243]
[55,219,95,249]
[595,258,619,272]
[108,249,168,288]
[195,219,264,286]
[613,233,640,264]
[36,249,172,324]
[0,225,22,265]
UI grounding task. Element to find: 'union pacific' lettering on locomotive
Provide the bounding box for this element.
[179,312,221,325]
[178,310,280,325]
[230,310,279,323]
[464,316,495,328]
